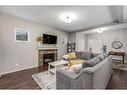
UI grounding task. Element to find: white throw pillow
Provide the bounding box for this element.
[68,64,82,74]
[63,54,69,60]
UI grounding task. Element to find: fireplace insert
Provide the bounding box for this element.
[43,53,55,64]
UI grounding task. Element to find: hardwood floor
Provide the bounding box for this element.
[0,65,48,89]
[106,69,127,89]
[0,64,127,89]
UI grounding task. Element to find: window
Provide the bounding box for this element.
[15,28,30,42]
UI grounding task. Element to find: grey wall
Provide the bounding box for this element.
[0,13,69,74]
[86,29,127,63]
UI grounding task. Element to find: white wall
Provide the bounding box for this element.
[76,33,86,51]
[0,13,69,74]
[70,32,76,42]
[86,33,102,53]
[70,32,86,52]
[86,29,127,62]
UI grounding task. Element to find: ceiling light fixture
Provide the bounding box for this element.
[59,12,77,24]
[64,16,72,24]
[97,28,103,33]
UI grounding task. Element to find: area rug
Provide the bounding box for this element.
[32,70,55,89]
[112,62,127,71]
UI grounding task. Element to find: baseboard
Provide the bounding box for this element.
[1,65,38,76]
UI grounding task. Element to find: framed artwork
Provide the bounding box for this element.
[15,28,30,42]
[112,41,122,49]
[61,37,67,44]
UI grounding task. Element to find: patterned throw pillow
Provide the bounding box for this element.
[103,53,108,58]
[97,53,105,61]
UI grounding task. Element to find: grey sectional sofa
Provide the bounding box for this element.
[56,52,113,89]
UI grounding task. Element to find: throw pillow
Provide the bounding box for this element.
[97,53,105,61]
[63,54,69,61]
[68,52,76,60]
[82,56,100,68]
[68,64,82,74]
[69,59,85,67]
[103,53,108,58]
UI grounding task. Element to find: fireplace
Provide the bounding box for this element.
[38,49,57,66]
[43,53,55,64]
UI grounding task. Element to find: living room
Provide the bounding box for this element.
[0,5,127,90]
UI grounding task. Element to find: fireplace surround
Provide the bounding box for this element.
[38,49,58,66]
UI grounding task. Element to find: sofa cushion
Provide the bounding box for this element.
[82,56,100,68]
[80,52,92,60]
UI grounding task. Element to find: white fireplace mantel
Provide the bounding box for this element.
[38,47,59,50]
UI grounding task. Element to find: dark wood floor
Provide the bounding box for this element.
[0,65,48,89]
[106,69,127,89]
[0,64,127,89]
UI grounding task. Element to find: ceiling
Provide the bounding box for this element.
[0,6,126,32]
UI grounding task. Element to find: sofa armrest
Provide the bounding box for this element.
[56,68,93,89]
[56,68,80,89]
